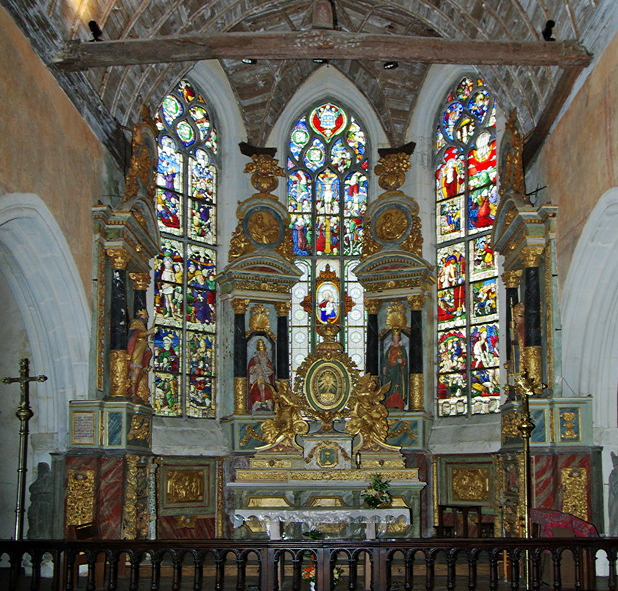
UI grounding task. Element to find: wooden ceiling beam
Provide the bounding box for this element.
[53,30,592,71]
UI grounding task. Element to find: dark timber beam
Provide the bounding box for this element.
[53,30,592,71]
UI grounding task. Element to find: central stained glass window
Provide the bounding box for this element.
[287,102,369,379]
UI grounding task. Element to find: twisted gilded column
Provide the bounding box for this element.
[232,298,250,414]
[521,247,544,385]
[407,293,425,411]
[107,249,131,398]
[275,302,291,381]
[502,269,522,367]
[365,299,381,376]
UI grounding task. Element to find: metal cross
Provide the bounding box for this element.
[2,358,47,540]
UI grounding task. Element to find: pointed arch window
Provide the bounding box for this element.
[152,79,218,418]
[435,77,500,417]
[287,102,369,379]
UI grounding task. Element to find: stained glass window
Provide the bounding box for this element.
[152,79,217,418]
[288,102,368,377]
[435,77,500,417]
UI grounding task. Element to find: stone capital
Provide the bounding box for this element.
[231,298,250,315]
[274,301,291,317]
[129,272,151,291]
[501,269,523,289]
[406,293,426,311]
[106,248,131,270]
[521,247,544,269]
[365,299,382,315]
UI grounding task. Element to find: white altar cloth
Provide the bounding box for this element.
[232,507,410,540]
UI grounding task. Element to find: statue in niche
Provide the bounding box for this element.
[248,337,276,412]
[127,308,155,403]
[28,462,53,539]
[380,329,409,409]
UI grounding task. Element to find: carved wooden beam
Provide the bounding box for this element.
[53,30,592,71]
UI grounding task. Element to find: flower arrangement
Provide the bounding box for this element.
[360,473,392,508]
[301,555,344,585]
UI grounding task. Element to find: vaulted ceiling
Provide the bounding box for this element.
[4,0,613,163]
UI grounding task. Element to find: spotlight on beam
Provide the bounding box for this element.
[542,20,556,41]
[88,20,103,42]
[241,58,257,64]
[313,58,329,64]
[383,61,399,70]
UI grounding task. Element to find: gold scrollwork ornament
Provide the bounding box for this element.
[244,154,285,194]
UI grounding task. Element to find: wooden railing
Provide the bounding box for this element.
[1,537,617,590]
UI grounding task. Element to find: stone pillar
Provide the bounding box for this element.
[407,293,425,411]
[521,247,544,385]
[365,299,381,376]
[107,249,131,398]
[232,298,250,414]
[502,270,522,366]
[275,302,291,381]
[129,272,150,317]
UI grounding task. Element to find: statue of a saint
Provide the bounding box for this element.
[248,338,276,412]
[127,309,155,404]
[381,329,408,409]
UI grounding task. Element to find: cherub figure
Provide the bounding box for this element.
[346,373,391,443]
[261,381,309,444]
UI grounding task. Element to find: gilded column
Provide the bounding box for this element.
[521,247,544,385]
[130,272,151,318]
[275,302,291,381]
[365,299,381,376]
[407,293,425,411]
[232,298,250,415]
[107,249,131,398]
[502,270,522,367]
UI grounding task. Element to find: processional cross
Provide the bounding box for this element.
[1,358,47,540]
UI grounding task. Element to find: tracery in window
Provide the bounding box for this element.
[435,77,500,417]
[287,102,368,379]
[152,79,218,418]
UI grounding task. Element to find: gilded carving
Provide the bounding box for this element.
[275,301,291,317]
[387,420,419,441]
[235,468,419,482]
[400,216,423,256]
[522,346,543,386]
[368,278,422,291]
[502,410,521,443]
[406,293,426,311]
[234,280,290,293]
[374,152,411,191]
[106,248,131,270]
[304,441,351,467]
[247,210,281,244]
[234,377,248,414]
[365,299,381,315]
[260,381,309,444]
[109,350,130,398]
[249,304,271,333]
[346,373,390,443]
[499,109,525,198]
[275,227,296,262]
[167,469,205,504]
[561,467,588,520]
[239,425,268,447]
[250,459,293,468]
[360,229,382,260]
[65,470,96,526]
[231,298,250,315]
[129,272,151,291]
[409,374,424,411]
[521,246,544,268]
[560,410,580,441]
[175,515,197,528]
[375,208,408,241]
[386,302,407,330]
[123,455,139,539]
[123,105,158,203]
[127,414,151,444]
[501,269,523,289]
[451,468,490,502]
[228,222,256,260]
[244,153,285,194]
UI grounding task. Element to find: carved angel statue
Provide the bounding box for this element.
[260,381,309,444]
[346,373,390,443]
